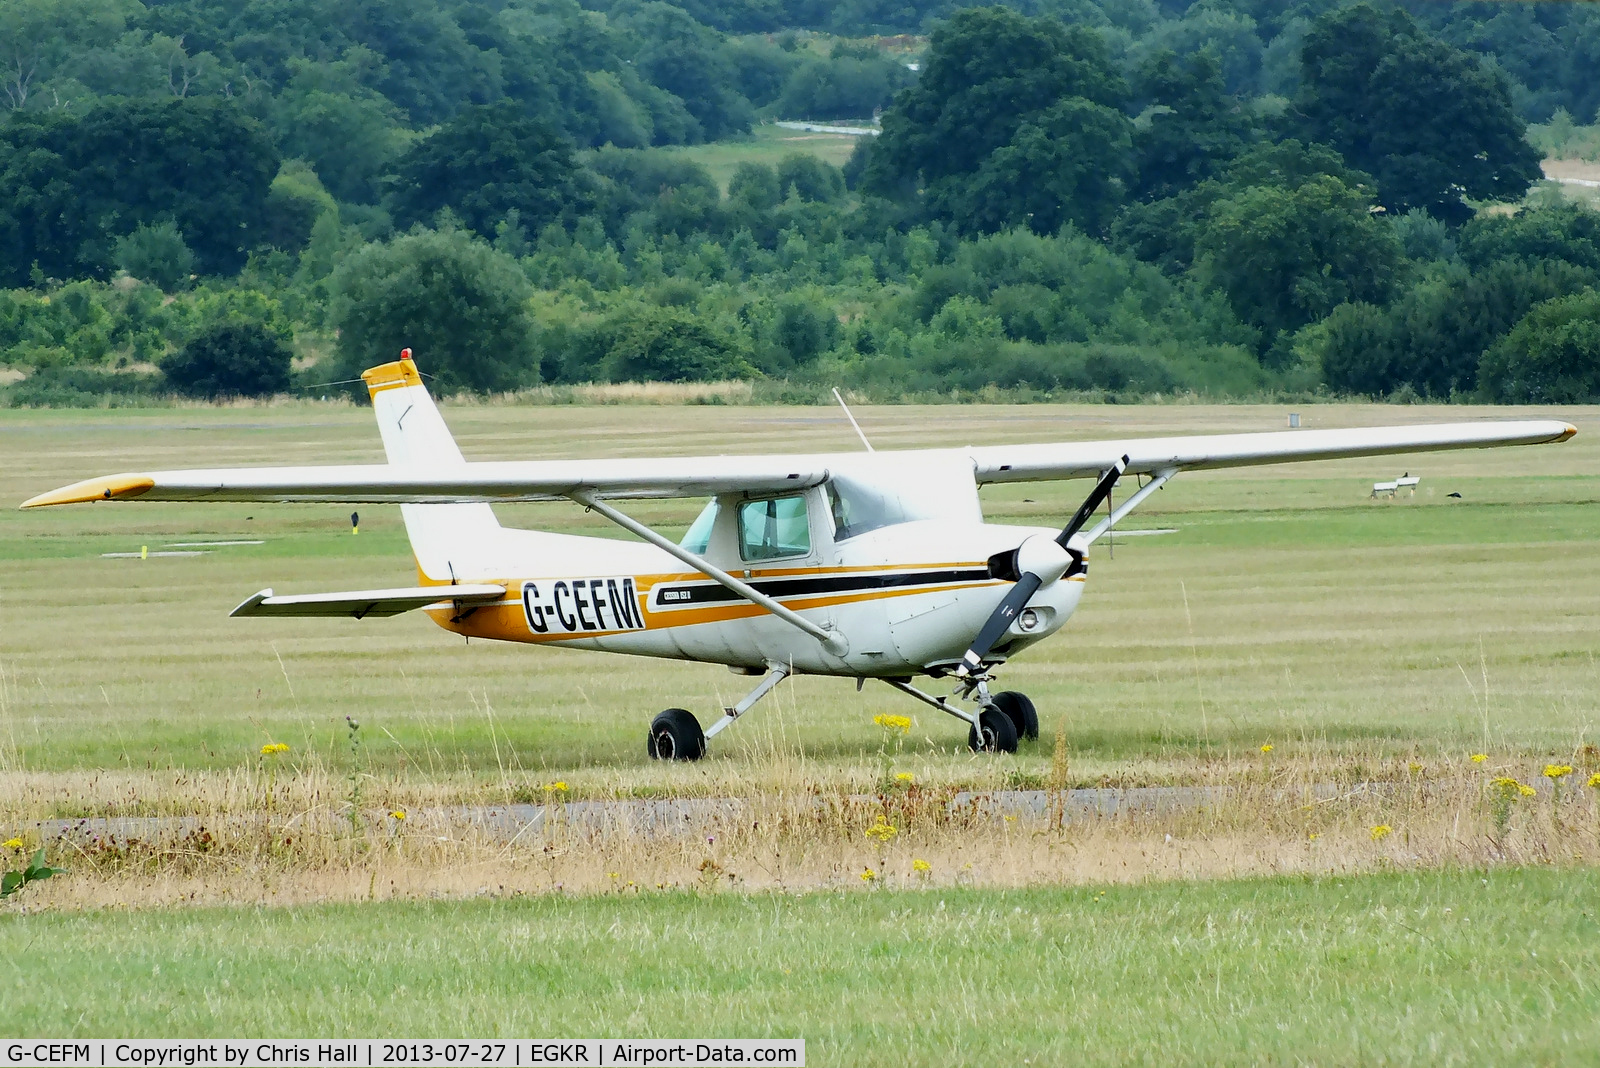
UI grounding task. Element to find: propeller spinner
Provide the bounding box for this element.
[955,455,1129,678]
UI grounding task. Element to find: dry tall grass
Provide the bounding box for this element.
[6,745,1597,911]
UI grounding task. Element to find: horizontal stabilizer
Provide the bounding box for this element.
[230,584,507,619]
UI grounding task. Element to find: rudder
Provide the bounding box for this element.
[361,351,500,582]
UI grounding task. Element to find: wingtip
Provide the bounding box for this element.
[1559,422,1578,442]
[20,475,156,509]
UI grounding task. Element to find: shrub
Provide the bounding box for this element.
[1479,290,1600,403]
[113,222,195,292]
[331,227,538,394]
[161,322,293,398]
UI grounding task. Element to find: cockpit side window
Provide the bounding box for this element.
[738,494,811,560]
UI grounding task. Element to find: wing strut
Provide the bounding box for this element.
[569,491,848,656]
[1081,467,1178,545]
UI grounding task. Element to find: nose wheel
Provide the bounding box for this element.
[989,690,1038,741]
[968,707,1019,753]
[879,677,1036,754]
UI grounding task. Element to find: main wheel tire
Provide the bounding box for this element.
[647,707,705,761]
[967,707,1019,754]
[991,690,1038,741]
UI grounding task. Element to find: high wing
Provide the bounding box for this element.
[19,420,1576,508]
[230,584,507,618]
[20,460,828,507]
[968,420,1577,483]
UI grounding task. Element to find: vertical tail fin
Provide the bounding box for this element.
[361,351,500,582]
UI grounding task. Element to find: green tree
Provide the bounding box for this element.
[598,305,755,382]
[330,0,503,126]
[613,2,753,142]
[387,103,594,240]
[113,222,194,292]
[1194,175,1400,347]
[1458,202,1600,273]
[0,98,278,284]
[954,97,1134,236]
[262,161,338,254]
[1315,301,1397,396]
[1479,290,1600,402]
[332,227,538,394]
[161,322,293,398]
[775,153,844,203]
[1294,3,1541,221]
[1316,259,1596,397]
[728,162,781,210]
[0,0,126,110]
[1133,49,1256,200]
[272,50,414,205]
[866,7,1128,231]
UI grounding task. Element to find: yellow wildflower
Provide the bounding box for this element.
[1307,832,1320,841]
[1408,762,1423,774]
[1370,824,1393,842]
[389,810,406,821]
[873,714,912,734]
[261,742,289,755]
[1543,764,1573,779]
[865,816,898,842]
[1589,772,1600,789]
[860,868,876,882]
[911,858,931,873]
[2,838,23,850]
[895,772,915,783]
[1470,754,1487,764]
[1259,743,1273,754]
[543,781,570,793]
[1491,776,1535,798]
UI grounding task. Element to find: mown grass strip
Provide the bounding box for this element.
[2,866,1596,1062]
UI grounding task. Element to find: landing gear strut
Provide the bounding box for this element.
[880,677,1033,754]
[646,660,791,761]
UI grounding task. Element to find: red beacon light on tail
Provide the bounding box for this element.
[400,348,413,361]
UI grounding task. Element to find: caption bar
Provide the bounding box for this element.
[3,1043,802,1068]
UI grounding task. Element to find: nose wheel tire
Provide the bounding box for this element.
[968,707,1019,753]
[990,690,1038,741]
[648,707,705,761]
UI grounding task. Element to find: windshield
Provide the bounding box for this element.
[826,455,981,541]
[679,498,719,554]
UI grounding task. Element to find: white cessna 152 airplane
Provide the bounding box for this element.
[23,352,1577,759]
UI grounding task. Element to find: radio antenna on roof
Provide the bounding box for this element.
[832,387,874,452]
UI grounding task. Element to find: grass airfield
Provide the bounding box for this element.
[2,399,1599,1050]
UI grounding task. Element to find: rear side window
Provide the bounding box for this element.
[738,494,811,560]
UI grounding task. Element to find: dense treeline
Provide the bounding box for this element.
[1,0,1597,405]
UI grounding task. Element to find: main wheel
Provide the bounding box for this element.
[647,707,705,761]
[990,691,1038,741]
[967,707,1019,754]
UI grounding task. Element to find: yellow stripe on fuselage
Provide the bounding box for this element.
[424,562,1003,645]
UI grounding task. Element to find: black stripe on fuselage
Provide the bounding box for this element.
[653,568,993,606]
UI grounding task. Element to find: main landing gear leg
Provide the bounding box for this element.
[647,661,790,762]
[706,661,790,741]
[882,677,1021,754]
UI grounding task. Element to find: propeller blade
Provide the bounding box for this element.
[957,456,1130,677]
[1056,455,1129,547]
[957,573,1042,677]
